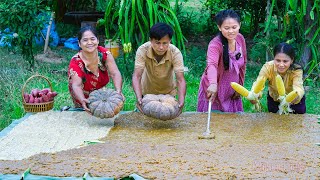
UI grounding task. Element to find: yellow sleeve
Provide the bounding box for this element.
[251,63,270,92]
[290,69,305,103]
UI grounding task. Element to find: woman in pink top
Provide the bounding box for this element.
[197,9,247,112]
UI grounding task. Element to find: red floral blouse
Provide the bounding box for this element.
[68,46,110,107]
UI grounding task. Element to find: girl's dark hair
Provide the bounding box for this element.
[78,26,98,41]
[149,22,174,40]
[215,9,240,70]
[273,42,302,70]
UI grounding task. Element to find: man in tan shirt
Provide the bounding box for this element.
[132,22,186,114]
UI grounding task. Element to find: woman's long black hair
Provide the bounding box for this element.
[214,9,240,70]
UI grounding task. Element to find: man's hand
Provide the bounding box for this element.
[136,98,144,114]
[177,101,184,116]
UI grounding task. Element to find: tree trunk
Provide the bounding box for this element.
[54,0,67,22]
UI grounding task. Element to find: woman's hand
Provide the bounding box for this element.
[116,90,125,102]
[249,92,262,104]
[206,83,217,101]
[249,100,258,104]
[80,98,91,113]
[231,91,240,100]
[290,96,300,104]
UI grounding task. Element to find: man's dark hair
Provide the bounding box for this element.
[149,22,174,40]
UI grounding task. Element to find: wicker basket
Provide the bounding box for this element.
[22,75,54,112]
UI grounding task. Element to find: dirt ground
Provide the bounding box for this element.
[0,112,319,179]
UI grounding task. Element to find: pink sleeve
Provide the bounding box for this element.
[206,39,221,85]
[238,34,247,86]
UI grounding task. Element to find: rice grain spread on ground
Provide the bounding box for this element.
[0,112,319,179]
[0,111,115,160]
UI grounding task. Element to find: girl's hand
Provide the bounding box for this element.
[116,90,125,102]
[231,91,240,100]
[206,83,217,101]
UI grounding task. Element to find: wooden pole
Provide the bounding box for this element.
[44,12,55,54]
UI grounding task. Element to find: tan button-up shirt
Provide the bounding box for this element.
[135,42,184,95]
[256,61,305,103]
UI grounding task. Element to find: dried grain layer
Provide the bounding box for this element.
[0,112,319,179]
[0,111,115,160]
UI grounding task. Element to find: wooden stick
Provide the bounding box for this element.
[44,12,55,54]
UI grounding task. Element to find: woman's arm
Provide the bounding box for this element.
[206,40,221,100]
[206,41,221,85]
[249,63,269,104]
[106,53,123,94]
[70,75,90,111]
[291,69,305,103]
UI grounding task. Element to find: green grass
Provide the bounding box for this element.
[0,43,319,130]
[0,0,319,130]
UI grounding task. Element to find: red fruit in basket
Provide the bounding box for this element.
[51,92,58,97]
[47,92,58,101]
[41,88,50,95]
[42,94,49,102]
[23,93,29,103]
[31,89,40,97]
[38,97,43,103]
[47,92,53,101]
[29,95,35,103]
[34,97,40,103]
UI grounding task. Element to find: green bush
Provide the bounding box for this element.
[0,0,50,68]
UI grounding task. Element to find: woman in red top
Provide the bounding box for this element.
[68,26,123,112]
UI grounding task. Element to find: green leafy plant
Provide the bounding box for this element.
[204,0,267,37]
[0,0,50,68]
[262,0,320,84]
[96,0,108,12]
[98,0,186,72]
[250,20,282,63]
